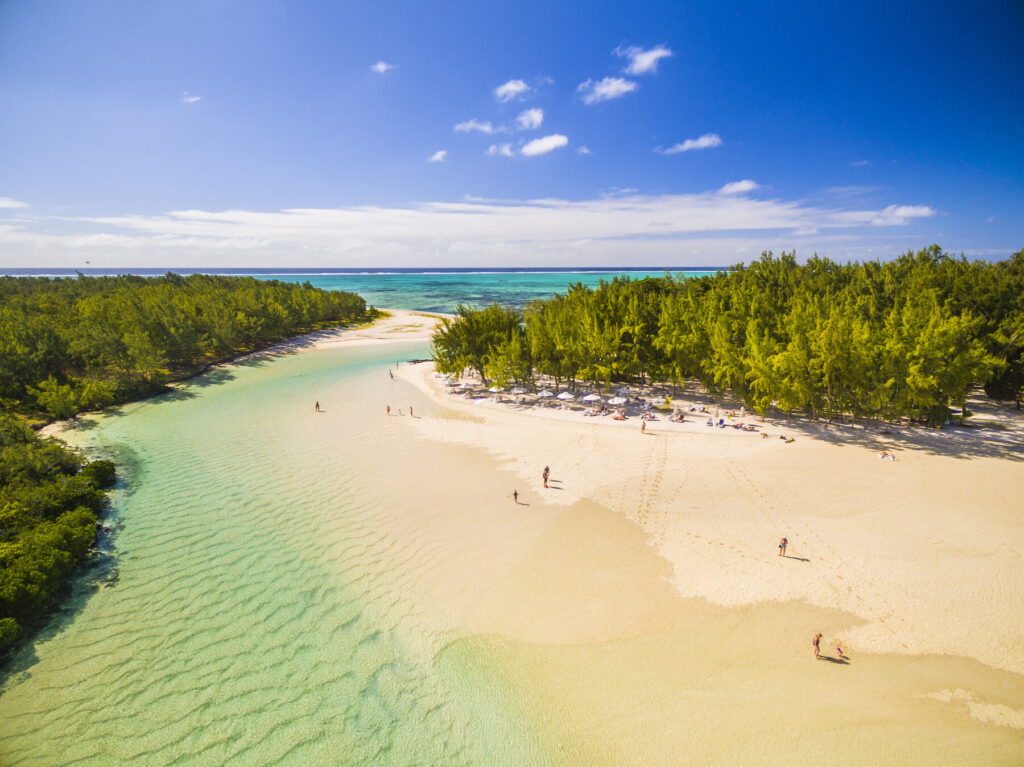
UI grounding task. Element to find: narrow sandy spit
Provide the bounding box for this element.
[298,307,1024,764]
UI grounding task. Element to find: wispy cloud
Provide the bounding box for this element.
[658,133,723,154]
[0,197,29,209]
[718,180,760,195]
[454,119,495,134]
[370,61,398,74]
[515,108,543,131]
[182,92,201,103]
[576,146,592,155]
[615,44,673,75]
[850,159,872,167]
[0,189,942,267]
[520,134,569,157]
[486,143,515,157]
[427,150,447,163]
[494,79,530,102]
[577,77,637,105]
[870,204,936,226]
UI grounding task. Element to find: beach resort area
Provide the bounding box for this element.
[325,308,1024,764]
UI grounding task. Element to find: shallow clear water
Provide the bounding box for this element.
[0,342,548,766]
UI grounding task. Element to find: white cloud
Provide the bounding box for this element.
[0,189,942,268]
[454,119,495,134]
[515,108,544,131]
[182,92,201,103]
[494,79,530,102]
[370,61,398,74]
[870,204,936,226]
[719,180,760,195]
[486,143,515,157]
[576,146,592,155]
[850,159,872,167]
[0,197,29,209]
[427,150,447,163]
[615,44,673,75]
[577,77,637,105]
[520,134,569,157]
[659,133,723,154]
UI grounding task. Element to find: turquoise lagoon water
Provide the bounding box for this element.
[0,269,719,765]
[0,340,551,765]
[256,270,716,313]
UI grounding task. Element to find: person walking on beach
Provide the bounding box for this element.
[409,406,414,417]
[835,642,843,659]
[513,490,519,504]
[641,420,647,433]
[779,537,788,557]
[389,369,393,380]
[812,633,821,659]
[543,466,549,488]
[315,401,320,412]
[386,405,390,415]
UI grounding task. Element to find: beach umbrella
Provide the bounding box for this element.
[556,392,575,401]
[488,386,503,393]
[537,389,554,398]
[607,396,627,405]
[617,387,631,395]
[581,393,602,402]
[511,387,527,394]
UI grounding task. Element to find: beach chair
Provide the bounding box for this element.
[717,418,725,427]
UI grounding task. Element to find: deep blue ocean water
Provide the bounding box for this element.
[0,267,722,313]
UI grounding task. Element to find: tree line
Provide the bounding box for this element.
[0,273,370,420]
[432,246,1024,425]
[0,274,371,656]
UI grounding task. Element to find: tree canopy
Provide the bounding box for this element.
[0,273,369,419]
[432,246,1024,424]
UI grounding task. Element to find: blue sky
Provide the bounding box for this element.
[0,0,1021,267]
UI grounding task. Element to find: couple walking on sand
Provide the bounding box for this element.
[812,633,844,660]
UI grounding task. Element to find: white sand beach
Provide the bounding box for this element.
[338,309,1024,764]
[39,308,1024,765]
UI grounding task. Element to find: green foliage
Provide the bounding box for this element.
[431,247,1024,425]
[0,274,369,419]
[0,415,114,653]
[431,303,525,385]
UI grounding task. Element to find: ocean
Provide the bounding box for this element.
[0,267,721,314]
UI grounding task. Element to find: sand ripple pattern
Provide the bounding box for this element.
[0,345,529,766]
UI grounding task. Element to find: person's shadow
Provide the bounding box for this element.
[818,656,850,665]
[784,555,811,562]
